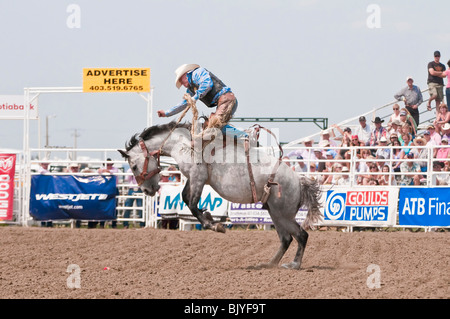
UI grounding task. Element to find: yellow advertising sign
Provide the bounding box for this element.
[83,68,150,92]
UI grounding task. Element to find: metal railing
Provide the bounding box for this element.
[284,88,442,147]
[282,144,450,188]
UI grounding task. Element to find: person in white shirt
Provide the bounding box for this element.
[354,116,371,146]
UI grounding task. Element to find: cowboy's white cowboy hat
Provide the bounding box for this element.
[174,64,200,89]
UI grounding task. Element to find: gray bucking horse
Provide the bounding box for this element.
[118,121,322,270]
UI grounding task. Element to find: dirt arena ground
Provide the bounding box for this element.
[0,226,448,299]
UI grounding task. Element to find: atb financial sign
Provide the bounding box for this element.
[83,68,150,92]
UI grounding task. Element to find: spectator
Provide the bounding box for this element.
[394,76,423,127]
[444,160,450,173]
[378,165,397,186]
[436,137,450,160]
[338,133,351,158]
[399,123,414,143]
[313,149,326,172]
[433,103,450,134]
[375,136,390,160]
[432,161,449,185]
[123,168,144,229]
[337,166,351,186]
[400,133,413,157]
[319,140,337,158]
[411,136,428,173]
[388,120,402,138]
[389,132,399,145]
[399,152,421,186]
[307,162,323,183]
[354,116,371,145]
[293,156,308,173]
[356,150,371,184]
[369,117,387,147]
[342,149,352,171]
[286,137,316,166]
[392,139,403,173]
[321,150,335,182]
[68,163,79,173]
[399,109,417,135]
[323,163,343,185]
[426,124,442,146]
[38,161,50,174]
[331,124,353,142]
[387,104,402,130]
[167,165,181,183]
[440,59,450,107]
[441,123,450,140]
[320,129,338,147]
[366,163,380,185]
[427,50,446,112]
[422,130,438,158]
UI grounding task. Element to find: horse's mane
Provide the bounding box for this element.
[125,121,192,151]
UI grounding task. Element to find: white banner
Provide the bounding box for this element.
[321,187,399,227]
[158,185,228,218]
[0,95,38,119]
[228,202,307,224]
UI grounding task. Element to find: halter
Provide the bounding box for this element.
[135,139,161,186]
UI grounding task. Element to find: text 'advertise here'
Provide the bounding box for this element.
[82,68,150,92]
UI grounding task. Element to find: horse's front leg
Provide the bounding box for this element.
[181,177,225,233]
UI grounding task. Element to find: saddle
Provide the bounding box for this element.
[200,118,283,204]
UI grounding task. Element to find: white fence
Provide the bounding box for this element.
[3,143,449,230]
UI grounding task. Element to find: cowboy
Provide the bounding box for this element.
[369,116,387,147]
[157,64,246,139]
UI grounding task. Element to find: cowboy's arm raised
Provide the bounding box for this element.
[158,100,189,117]
[157,86,197,117]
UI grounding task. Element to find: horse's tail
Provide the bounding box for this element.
[298,176,323,230]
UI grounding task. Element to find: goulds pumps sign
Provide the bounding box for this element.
[83,68,150,92]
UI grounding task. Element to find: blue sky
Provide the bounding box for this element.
[1,0,449,152]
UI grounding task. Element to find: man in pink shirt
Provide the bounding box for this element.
[426,124,442,145]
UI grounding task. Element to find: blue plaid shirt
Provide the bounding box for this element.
[165,67,231,117]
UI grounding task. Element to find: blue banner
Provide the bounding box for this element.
[399,188,450,227]
[30,175,117,220]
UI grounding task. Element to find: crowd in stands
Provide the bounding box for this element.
[286,50,450,187]
[286,105,450,187]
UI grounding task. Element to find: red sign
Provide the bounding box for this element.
[346,190,389,206]
[0,154,16,221]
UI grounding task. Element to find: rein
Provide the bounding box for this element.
[136,94,196,186]
[135,139,161,186]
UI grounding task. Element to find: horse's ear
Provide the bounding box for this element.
[118,149,129,159]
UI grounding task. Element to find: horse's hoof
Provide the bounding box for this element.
[212,223,226,233]
[281,262,301,270]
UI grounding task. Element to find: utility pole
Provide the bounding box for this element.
[72,129,80,160]
[45,114,57,147]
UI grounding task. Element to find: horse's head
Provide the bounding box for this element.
[118,140,161,196]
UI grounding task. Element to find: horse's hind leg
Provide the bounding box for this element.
[254,219,293,269]
[281,223,308,270]
[255,216,308,270]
